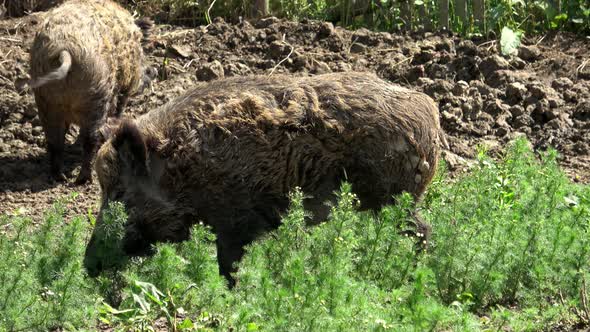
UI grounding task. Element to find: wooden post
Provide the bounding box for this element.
[473,0,485,32]
[400,0,412,31]
[418,3,432,31]
[253,0,269,18]
[362,0,374,27]
[455,0,467,31]
[341,0,352,26]
[439,0,449,31]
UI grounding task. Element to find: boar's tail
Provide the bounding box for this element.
[29,50,72,89]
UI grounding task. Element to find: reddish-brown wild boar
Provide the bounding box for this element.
[29,0,151,184]
[83,72,447,285]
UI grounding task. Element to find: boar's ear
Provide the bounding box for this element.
[112,120,149,177]
[97,117,122,145]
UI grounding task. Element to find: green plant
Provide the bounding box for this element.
[500,26,523,56]
[113,0,589,34]
[0,195,97,331]
[1,138,590,331]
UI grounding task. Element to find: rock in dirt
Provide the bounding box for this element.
[479,55,510,77]
[485,99,511,117]
[528,83,558,101]
[443,150,468,171]
[573,141,590,154]
[350,43,367,54]
[506,82,527,104]
[196,60,224,81]
[413,49,435,65]
[23,103,37,119]
[0,142,8,152]
[352,28,379,46]
[552,77,574,92]
[317,22,335,39]
[224,62,252,77]
[255,16,280,29]
[435,39,455,53]
[32,126,42,137]
[268,40,292,59]
[574,100,590,121]
[564,90,578,103]
[423,79,453,99]
[518,45,541,62]
[548,98,563,109]
[452,81,469,96]
[512,114,534,129]
[168,44,192,58]
[510,57,527,69]
[456,40,477,56]
[311,61,331,74]
[326,35,345,52]
[486,70,527,89]
[509,105,525,117]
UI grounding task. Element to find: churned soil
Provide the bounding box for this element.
[1,13,589,220]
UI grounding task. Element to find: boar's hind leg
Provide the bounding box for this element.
[39,107,67,182]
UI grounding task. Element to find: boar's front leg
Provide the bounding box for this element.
[75,123,100,185]
[215,233,248,288]
[214,207,283,287]
[75,107,106,184]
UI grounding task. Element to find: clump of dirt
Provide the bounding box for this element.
[1,13,589,219]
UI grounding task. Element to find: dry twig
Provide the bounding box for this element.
[576,59,589,76]
[0,36,21,43]
[204,0,218,28]
[268,35,294,77]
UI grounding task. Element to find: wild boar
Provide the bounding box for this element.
[29,0,151,184]
[83,72,447,285]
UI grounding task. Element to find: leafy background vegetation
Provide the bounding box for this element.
[2,139,590,331]
[116,0,590,34]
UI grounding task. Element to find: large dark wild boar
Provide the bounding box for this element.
[29,0,151,184]
[84,72,447,285]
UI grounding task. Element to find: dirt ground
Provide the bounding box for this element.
[1,13,589,220]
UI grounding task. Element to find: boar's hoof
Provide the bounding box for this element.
[75,169,92,185]
[52,172,68,183]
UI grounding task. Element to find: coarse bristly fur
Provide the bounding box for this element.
[29,0,151,184]
[85,72,447,286]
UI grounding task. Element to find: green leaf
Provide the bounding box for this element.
[565,195,579,207]
[414,0,424,5]
[554,13,568,21]
[178,318,194,329]
[247,322,260,331]
[87,208,96,226]
[500,26,523,56]
[134,280,164,303]
[133,293,151,313]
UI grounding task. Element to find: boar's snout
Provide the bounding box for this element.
[83,210,131,278]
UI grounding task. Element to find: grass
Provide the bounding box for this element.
[1,138,590,331]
